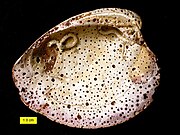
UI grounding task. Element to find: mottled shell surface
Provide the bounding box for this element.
[12,8,160,128]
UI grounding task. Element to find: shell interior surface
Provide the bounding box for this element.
[12,8,160,128]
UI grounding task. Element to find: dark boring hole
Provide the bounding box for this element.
[143,93,148,99]
[112,64,116,68]
[132,67,136,71]
[22,72,26,76]
[77,114,82,120]
[21,87,26,92]
[67,104,71,109]
[85,102,89,106]
[111,101,115,105]
[51,78,55,82]
[35,72,39,75]
[36,57,40,63]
